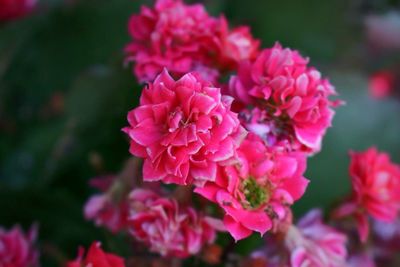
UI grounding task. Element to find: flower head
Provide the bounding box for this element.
[286,209,348,267]
[334,147,400,242]
[0,224,39,267]
[84,175,130,233]
[66,242,125,267]
[123,70,246,186]
[125,0,259,83]
[228,43,341,153]
[195,133,308,241]
[128,189,223,258]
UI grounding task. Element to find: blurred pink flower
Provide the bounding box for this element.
[123,70,246,186]
[0,0,36,21]
[286,209,348,267]
[228,43,341,153]
[125,0,259,83]
[0,224,39,267]
[347,252,376,267]
[66,242,125,267]
[128,189,223,258]
[195,133,308,241]
[333,148,400,242]
[369,71,395,99]
[84,175,130,233]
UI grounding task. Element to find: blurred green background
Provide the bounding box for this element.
[1,0,399,265]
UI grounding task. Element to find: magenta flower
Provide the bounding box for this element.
[128,189,223,258]
[125,0,223,83]
[228,43,341,153]
[333,148,400,242]
[123,70,246,186]
[125,0,259,83]
[0,0,36,22]
[0,224,39,267]
[84,175,130,233]
[285,209,348,267]
[195,133,309,241]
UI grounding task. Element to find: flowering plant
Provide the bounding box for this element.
[2,0,400,267]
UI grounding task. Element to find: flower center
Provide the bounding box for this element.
[242,177,269,209]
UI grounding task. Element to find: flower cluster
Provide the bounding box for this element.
[123,0,342,244]
[0,224,39,267]
[125,0,259,83]
[128,188,223,258]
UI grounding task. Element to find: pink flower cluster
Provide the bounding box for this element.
[128,189,223,258]
[334,147,400,242]
[124,0,342,243]
[125,0,259,83]
[0,224,39,267]
[0,0,36,22]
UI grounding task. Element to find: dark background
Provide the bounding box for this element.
[1,0,399,265]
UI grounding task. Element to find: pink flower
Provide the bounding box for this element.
[125,0,222,83]
[84,175,130,233]
[195,133,309,241]
[369,71,395,99]
[66,242,125,267]
[347,253,376,267]
[217,18,260,70]
[128,189,223,258]
[228,43,341,153]
[123,70,246,186]
[0,224,39,267]
[285,209,348,267]
[125,0,259,83]
[333,148,400,242]
[0,0,36,22]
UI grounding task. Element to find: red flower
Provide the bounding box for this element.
[0,0,36,22]
[369,71,395,99]
[66,242,125,267]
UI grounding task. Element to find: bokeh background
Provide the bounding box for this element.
[1,0,400,265]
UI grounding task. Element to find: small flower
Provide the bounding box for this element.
[66,242,125,267]
[128,189,223,258]
[333,147,400,242]
[195,133,309,241]
[84,175,130,233]
[0,0,37,22]
[286,209,348,267]
[0,224,39,267]
[369,71,395,99]
[228,43,341,153]
[123,70,246,186]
